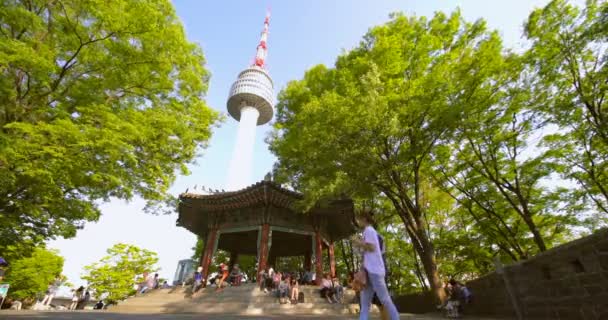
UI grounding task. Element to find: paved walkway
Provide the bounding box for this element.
[0,311,501,320]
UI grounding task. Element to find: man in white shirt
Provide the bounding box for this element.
[352,211,400,320]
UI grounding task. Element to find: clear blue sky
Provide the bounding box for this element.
[49,0,557,289]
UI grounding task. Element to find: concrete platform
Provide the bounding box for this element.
[0,310,476,319]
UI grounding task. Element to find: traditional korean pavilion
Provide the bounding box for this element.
[177,179,357,285]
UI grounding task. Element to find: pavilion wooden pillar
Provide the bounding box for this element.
[256,224,271,285]
[200,228,218,286]
[314,230,323,285]
[328,241,336,278]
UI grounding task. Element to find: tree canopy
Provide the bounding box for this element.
[526,0,608,218]
[0,0,219,257]
[270,0,605,300]
[83,243,158,304]
[270,10,508,302]
[3,247,64,301]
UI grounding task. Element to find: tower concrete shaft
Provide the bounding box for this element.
[225,106,259,191]
[225,12,275,191]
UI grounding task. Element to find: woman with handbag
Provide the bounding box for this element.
[352,211,400,320]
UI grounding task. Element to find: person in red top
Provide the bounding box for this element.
[216,263,229,292]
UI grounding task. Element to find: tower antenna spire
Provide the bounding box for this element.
[254,10,270,68]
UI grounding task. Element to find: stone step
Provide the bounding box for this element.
[109,283,362,316]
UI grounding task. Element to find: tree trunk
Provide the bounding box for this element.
[411,244,429,291]
[338,241,350,275]
[416,230,445,304]
[384,189,445,303]
[520,213,547,252]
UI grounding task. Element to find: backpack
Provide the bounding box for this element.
[377,234,388,274]
[298,292,305,303]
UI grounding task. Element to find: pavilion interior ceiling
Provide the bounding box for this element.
[268,231,312,257]
[217,230,259,255]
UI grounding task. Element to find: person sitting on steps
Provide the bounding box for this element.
[332,275,344,303]
[215,262,229,292]
[290,276,300,304]
[320,273,338,304]
[193,266,203,293]
[229,264,242,286]
[277,275,290,304]
[272,271,282,291]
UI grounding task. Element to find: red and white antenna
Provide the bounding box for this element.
[254,10,270,68]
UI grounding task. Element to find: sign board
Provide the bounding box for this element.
[0,283,9,309]
[0,284,9,298]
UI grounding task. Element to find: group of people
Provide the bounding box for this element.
[68,286,91,310]
[258,266,302,304]
[441,279,473,318]
[192,262,245,294]
[319,273,344,304]
[138,271,166,294]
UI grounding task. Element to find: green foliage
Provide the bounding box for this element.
[191,237,204,262]
[271,1,608,298]
[434,54,579,258]
[234,255,257,281]
[270,10,505,302]
[4,247,64,300]
[83,243,158,303]
[525,0,608,218]
[0,0,220,256]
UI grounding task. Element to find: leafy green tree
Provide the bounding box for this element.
[191,237,204,263]
[4,247,64,301]
[270,11,504,302]
[83,243,158,303]
[525,0,608,217]
[434,54,578,257]
[0,0,219,256]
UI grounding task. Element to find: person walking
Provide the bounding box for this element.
[352,211,400,320]
[41,277,61,306]
[69,286,84,310]
[76,290,90,310]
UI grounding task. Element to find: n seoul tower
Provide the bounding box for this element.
[225,13,274,191]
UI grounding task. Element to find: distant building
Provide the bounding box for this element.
[172,259,195,285]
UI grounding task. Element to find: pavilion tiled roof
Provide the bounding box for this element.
[179,180,302,211]
[177,180,357,241]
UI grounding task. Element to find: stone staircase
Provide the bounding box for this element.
[109,284,368,316]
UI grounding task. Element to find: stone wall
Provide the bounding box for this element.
[393,291,436,314]
[466,228,608,320]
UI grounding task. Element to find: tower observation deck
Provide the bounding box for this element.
[227,66,274,125]
[225,13,274,191]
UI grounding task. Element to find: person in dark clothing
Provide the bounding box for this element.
[94,300,104,310]
[76,291,90,310]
